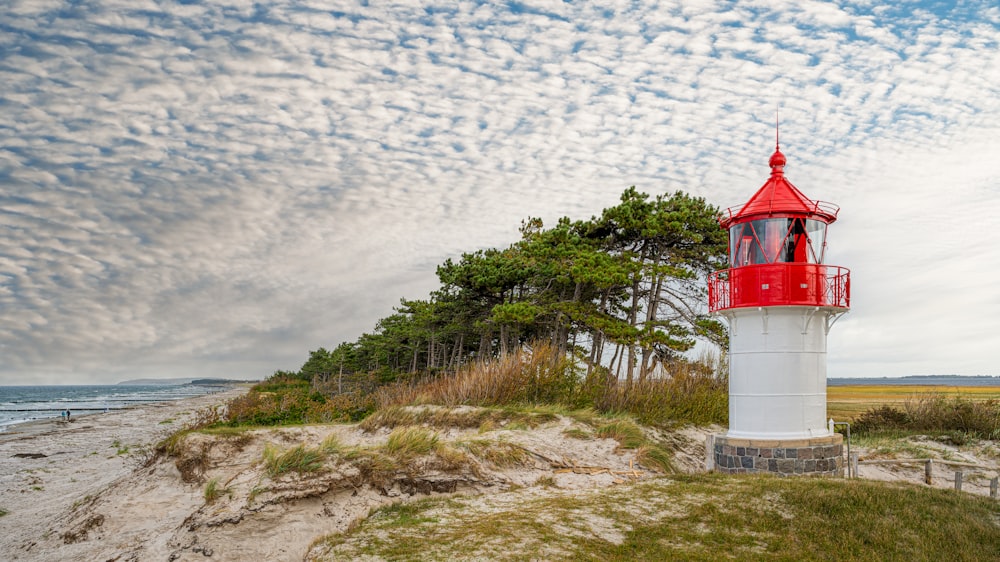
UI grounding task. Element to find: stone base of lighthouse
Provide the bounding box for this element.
[708,434,843,476]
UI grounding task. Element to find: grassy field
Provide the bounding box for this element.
[311,473,1000,561]
[827,385,1000,421]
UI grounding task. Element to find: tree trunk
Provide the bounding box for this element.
[639,259,662,382]
[479,329,490,359]
[338,359,344,395]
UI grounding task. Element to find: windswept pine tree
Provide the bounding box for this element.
[297,187,728,392]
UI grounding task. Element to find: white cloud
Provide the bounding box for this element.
[0,0,998,383]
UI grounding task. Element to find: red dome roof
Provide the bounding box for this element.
[719,145,839,228]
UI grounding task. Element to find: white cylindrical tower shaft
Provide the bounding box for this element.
[725,306,836,439]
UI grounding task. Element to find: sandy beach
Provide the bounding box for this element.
[0,387,248,561]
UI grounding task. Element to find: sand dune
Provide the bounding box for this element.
[2,389,997,561]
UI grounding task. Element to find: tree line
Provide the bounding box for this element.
[295,187,729,393]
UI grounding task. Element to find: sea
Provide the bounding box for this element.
[0,384,228,432]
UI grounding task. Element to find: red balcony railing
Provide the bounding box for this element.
[708,264,850,312]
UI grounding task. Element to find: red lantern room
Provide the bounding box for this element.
[708,143,850,311]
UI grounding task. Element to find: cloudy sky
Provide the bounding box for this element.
[1,0,998,384]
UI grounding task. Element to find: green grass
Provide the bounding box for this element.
[0,508,8,517]
[320,434,343,455]
[384,427,440,460]
[595,420,646,449]
[111,439,130,455]
[370,500,441,527]
[311,474,1000,561]
[204,477,227,504]
[458,439,530,468]
[562,427,593,440]
[262,444,326,477]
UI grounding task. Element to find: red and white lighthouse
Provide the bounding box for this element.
[707,138,849,475]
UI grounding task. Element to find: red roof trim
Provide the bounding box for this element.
[719,147,839,228]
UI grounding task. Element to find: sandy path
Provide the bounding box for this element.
[0,387,247,561]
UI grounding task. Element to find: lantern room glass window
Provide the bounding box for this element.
[729,218,827,266]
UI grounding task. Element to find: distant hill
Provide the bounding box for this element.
[116,377,256,386]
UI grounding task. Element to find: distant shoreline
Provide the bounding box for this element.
[828,375,1000,387]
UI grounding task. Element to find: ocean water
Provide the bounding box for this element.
[0,384,225,431]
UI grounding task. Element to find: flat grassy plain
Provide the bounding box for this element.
[827,385,1000,421]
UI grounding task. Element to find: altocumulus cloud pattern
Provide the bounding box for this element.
[1,1,998,383]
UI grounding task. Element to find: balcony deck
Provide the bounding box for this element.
[708,264,850,312]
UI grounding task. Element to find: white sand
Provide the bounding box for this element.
[0,388,248,561]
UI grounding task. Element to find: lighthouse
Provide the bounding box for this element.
[707,137,850,476]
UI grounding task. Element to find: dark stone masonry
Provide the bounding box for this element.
[710,434,843,476]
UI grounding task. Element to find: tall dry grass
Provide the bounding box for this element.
[595,363,728,426]
[372,342,579,409]
[373,342,728,426]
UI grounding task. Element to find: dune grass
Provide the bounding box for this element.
[595,420,646,450]
[203,477,228,504]
[457,439,530,468]
[384,427,440,460]
[310,474,1000,561]
[262,444,326,477]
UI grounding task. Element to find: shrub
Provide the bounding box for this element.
[854,396,1000,440]
[221,384,374,427]
[853,405,911,433]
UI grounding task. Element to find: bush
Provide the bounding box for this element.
[853,405,911,433]
[221,382,375,427]
[854,396,1000,440]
